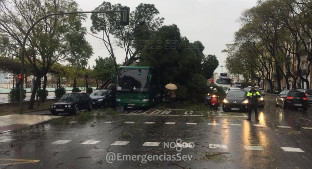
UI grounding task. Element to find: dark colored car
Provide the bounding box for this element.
[49,93,92,115]
[222,90,248,112]
[90,89,115,108]
[276,90,308,111]
[297,89,312,104]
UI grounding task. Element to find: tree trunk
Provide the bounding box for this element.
[73,78,77,89]
[28,75,41,109]
[42,75,47,103]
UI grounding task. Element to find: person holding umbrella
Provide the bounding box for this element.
[165,83,177,109]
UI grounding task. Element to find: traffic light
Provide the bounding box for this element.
[120,7,130,26]
[18,74,23,80]
[16,74,23,88]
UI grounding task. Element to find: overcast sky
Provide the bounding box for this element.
[75,0,258,73]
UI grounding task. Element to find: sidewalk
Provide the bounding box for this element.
[0,112,60,134]
[0,100,60,134]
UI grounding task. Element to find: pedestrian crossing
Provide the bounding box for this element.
[120,109,250,118]
[100,120,312,131]
[46,140,304,153]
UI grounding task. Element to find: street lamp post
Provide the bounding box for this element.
[19,9,129,114]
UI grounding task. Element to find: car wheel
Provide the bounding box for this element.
[73,106,79,115]
[88,103,92,111]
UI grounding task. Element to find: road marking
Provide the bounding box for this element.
[186,122,197,125]
[209,144,228,149]
[52,140,72,144]
[104,121,113,124]
[278,126,291,129]
[142,142,161,147]
[253,124,267,128]
[81,140,100,145]
[281,147,304,152]
[69,121,78,124]
[230,124,242,126]
[0,139,14,143]
[150,110,158,115]
[244,146,264,151]
[165,122,176,125]
[145,122,155,124]
[302,127,312,130]
[111,141,129,146]
[208,123,219,126]
[124,121,135,124]
[0,158,40,166]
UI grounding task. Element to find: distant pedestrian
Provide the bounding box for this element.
[169,90,176,109]
[246,86,261,122]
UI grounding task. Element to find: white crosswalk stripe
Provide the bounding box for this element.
[52,140,72,144]
[142,142,161,147]
[244,146,264,151]
[208,123,219,126]
[253,124,267,128]
[165,122,176,125]
[124,121,135,124]
[186,122,197,125]
[81,140,100,145]
[111,141,129,146]
[145,122,155,124]
[209,144,228,149]
[302,127,312,130]
[278,126,291,129]
[281,147,304,152]
[230,124,242,126]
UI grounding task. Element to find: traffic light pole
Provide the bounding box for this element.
[19,8,130,114]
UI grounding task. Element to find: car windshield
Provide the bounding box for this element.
[90,90,108,97]
[227,91,246,98]
[60,93,79,102]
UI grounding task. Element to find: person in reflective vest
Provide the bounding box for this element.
[246,86,261,122]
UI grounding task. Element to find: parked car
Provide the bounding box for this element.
[297,89,312,104]
[276,90,308,111]
[222,90,248,112]
[49,93,92,115]
[90,89,115,108]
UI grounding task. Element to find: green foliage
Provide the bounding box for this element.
[72,88,81,93]
[55,87,66,98]
[93,57,116,83]
[8,88,26,103]
[86,88,93,94]
[140,24,217,101]
[187,74,209,101]
[202,55,219,79]
[37,89,48,101]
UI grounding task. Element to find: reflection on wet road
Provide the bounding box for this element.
[0,95,311,169]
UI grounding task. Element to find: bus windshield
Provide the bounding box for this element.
[117,68,150,92]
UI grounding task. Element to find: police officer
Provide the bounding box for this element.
[247,86,261,122]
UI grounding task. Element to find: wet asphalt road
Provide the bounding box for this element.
[0,95,311,169]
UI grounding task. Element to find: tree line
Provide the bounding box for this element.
[224,0,312,92]
[0,0,219,109]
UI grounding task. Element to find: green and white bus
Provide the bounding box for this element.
[115,66,158,109]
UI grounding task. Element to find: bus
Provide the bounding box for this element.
[216,73,232,92]
[115,66,157,109]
